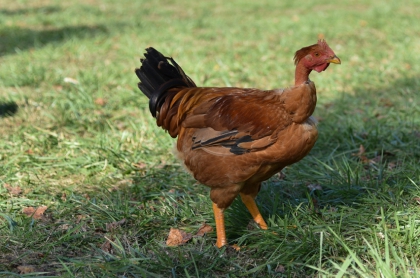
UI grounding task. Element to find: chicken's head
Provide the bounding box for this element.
[294,39,341,73]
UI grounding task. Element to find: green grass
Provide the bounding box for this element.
[1,0,420,276]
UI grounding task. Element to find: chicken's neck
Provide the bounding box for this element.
[294,61,312,86]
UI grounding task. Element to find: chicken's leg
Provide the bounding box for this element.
[212,202,227,248]
[240,193,268,229]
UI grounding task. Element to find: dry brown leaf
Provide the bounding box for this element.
[94,98,107,106]
[196,223,213,237]
[101,238,113,253]
[17,265,37,274]
[352,144,369,163]
[166,228,192,246]
[388,162,397,170]
[275,265,286,273]
[58,224,71,231]
[54,85,63,91]
[414,197,420,205]
[133,162,147,169]
[4,183,22,196]
[231,244,241,251]
[106,218,126,231]
[76,214,86,224]
[22,205,48,219]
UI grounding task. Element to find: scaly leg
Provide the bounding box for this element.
[240,193,268,230]
[212,202,227,248]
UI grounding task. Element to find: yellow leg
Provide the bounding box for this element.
[240,193,268,230]
[212,202,227,248]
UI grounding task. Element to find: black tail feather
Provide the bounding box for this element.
[135,48,196,117]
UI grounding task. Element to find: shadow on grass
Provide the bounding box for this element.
[0,5,112,56]
[0,5,61,16]
[0,25,109,56]
[0,101,18,117]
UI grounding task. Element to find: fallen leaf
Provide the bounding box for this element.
[231,244,241,251]
[311,197,320,213]
[414,197,420,205]
[360,20,368,27]
[196,223,213,237]
[133,162,147,169]
[94,98,107,106]
[388,162,397,170]
[352,144,369,163]
[380,98,394,107]
[106,218,126,231]
[101,237,113,253]
[17,265,36,274]
[4,183,22,196]
[76,214,86,224]
[166,228,192,246]
[275,265,286,273]
[22,205,48,220]
[58,224,71,231]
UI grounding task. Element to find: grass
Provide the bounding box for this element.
[0,0,420,276]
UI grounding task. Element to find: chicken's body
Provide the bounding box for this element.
[175,83,318,207]
[135,40,340,247]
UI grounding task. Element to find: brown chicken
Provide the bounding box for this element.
[135,40,340,248]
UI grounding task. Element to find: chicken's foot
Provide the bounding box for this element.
[212,202,227,248]
[240,193,268,230]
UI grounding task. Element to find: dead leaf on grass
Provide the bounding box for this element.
[4,183,22,196]
[101,237,113,253]
[414,197,420,205]
[275,265,286,273]
[352,144,369,163]
[231,244,241,251]
[58,223,71,231]
[106,218,126,231]
[76,214,86,224]
[166,228,192,246]
[195,223,213,237]
[133,162,147,169]
[17,265,37,274]
[22,205,48,219]
[94,97,107,106]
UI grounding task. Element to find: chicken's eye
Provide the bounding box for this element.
[314,52,320,57]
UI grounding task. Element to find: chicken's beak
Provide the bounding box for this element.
[326,55,341,64]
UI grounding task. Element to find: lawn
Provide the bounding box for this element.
[1,0,420,276]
